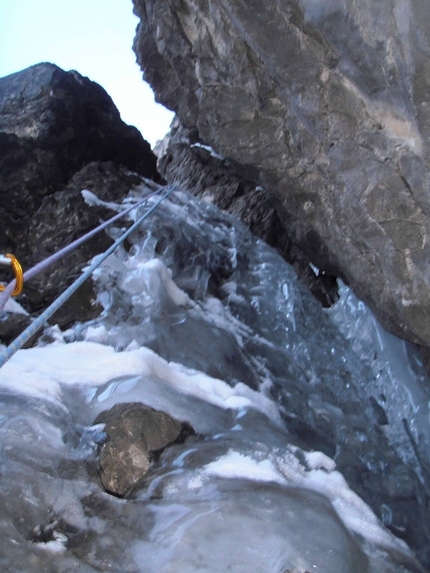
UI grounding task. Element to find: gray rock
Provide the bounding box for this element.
[94,403,187,497]
[157,121,339,307]
[20,161,145,323]
[133,0,430,347]
[1,160,153,332]
[0,62,163,331]
[0,312,33,347]
[0,62,161,257]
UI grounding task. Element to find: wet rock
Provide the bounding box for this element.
[133,0,430,347]
[0,62,161,255]
[94,403,188,497]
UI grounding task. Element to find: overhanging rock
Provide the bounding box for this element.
[133,0,430,347]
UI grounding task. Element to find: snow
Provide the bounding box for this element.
[0,188,426,572]
[0,340,281,424]
[204,449,285,485]
[81,189,124,212]
[190,142,224,160]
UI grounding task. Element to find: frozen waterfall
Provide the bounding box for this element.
[0,188,428,572]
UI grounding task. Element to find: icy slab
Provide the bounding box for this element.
[132,484,370,573]
[203,448,409,554]
[326,282,430,472]
[0,346,418,572]
[0,188,428,572]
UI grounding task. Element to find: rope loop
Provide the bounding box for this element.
[0,254,24,296]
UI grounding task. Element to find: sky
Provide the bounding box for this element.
[0,0,174,147]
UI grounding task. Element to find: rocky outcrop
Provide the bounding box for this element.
[0,63,162,334]
[157,120,339,307]
[0,160,154,337]
[0,62,161,256]
[94,403,189,497]
[133,0,430,347]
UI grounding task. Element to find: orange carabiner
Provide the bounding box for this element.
[0,254,24,296]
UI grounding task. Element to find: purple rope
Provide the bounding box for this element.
[0,188,160,311]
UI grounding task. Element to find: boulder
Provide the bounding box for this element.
[94,403,188,497]
[133,0,430,347]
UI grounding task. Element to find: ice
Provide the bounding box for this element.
[134,508,328,572]
[326,281,430,471]
[81,189,123,212]
[81,189,103,207]
[0,189,427,572]
[0,342,148,404]
[204,449,285,484]
[123,258,194,307]
[2,296,29,315]
[0,341,279,425]
[131,478,373,573]
[203,448,409,555]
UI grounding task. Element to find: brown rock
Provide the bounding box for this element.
[95,403,186,497]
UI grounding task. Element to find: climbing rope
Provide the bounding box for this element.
[0,254,24,296]
[0,185,176,369]
[0,187,161,312]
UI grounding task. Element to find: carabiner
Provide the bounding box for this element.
[0,254,24,296]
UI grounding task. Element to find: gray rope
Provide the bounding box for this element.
[0,185,175,369]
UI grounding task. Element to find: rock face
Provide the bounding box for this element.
[21,161,146,323]
[94,403,187,497]
[133,0,430,347]
[0,63,162,332]
[0,62,161,256]
[0,160,154,337]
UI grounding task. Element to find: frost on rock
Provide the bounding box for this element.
[0,189,428,572]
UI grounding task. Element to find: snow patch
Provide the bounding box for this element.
[0,341,281,424]
[203,448,411,555]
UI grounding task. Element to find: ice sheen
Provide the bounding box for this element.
[0,188,427,572]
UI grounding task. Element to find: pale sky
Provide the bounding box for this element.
[0,0,174,147]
